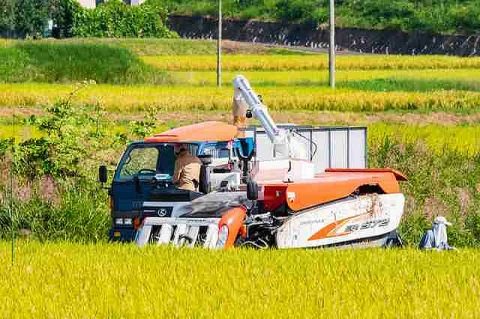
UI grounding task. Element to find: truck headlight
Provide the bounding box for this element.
[124,218,133,226]
[115,218,123,225]
[216,225,229,248]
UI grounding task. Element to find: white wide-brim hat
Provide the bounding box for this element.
[434,216,452,226]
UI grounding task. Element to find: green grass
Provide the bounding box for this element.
[1,38,298,56]
[0,242,478,318]
[0,41,168,84]
[44,38,219,56]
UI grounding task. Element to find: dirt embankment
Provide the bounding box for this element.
[168,15,480,56]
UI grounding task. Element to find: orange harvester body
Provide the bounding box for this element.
[262,168,406,212]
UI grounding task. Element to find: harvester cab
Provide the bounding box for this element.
[102,125,255,241]
[102,75,407,249]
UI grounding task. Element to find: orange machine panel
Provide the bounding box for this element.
[145,121,238,143]
[264,169,405,212]
[324,168,407,181]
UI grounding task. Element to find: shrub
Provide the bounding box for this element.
[0,0,174,39]
[13,0,49,38]
[72,0,176,38]
[370,138,480,246]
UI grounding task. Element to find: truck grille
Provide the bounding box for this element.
[136,217,220,248]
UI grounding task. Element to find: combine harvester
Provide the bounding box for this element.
[99,76,407,249]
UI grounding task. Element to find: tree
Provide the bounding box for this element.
[15,0,49,38]
[48,0,82,38]
[0,0,16,34]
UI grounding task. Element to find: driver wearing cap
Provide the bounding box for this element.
[419,216,455,250]
[173,144,201,192]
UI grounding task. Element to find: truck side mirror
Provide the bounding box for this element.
[247,180,258,200]
[99,165,108,184]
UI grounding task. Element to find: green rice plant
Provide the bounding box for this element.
[168,69,480,89]
[0,242,478,318]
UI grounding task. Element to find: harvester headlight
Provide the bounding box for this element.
[115,218,124,225]
[123,218,133,226]
[216,225,229,249]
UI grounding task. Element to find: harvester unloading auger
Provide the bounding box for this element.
[102,75,407,249]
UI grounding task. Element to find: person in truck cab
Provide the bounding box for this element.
[173,144,201,191]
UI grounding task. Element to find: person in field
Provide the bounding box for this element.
[419,216,455,250]
[173,144,201,192]
[232,92,248,137]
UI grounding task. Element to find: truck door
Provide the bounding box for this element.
[110,144,175,241]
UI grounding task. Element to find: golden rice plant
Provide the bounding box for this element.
[1,120,478,156]
[143,54,480,71]
[1,84,479,114]
[0,242,478,319]
[169,69,480,86]
[369,123,480,157]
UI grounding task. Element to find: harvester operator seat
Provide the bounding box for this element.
[198,155,212,194]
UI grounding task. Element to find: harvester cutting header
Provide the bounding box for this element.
[100,76,407,249]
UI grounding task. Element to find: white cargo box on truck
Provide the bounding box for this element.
[244,126,367,173]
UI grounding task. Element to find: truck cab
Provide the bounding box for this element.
[101,122,254,241]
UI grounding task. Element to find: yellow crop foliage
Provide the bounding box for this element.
[369,123,480,157]
[1,121,478,156]
[143,54,480,71]
[0,242,478,318]
[0,124,41,140]
[1,84,479,114]
[168,69,480,86]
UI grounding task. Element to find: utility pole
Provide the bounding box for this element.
[328,0,335,88]
[216,0,222,87]
[10,113,15,265]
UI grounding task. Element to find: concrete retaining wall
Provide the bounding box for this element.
[168,15,480,56]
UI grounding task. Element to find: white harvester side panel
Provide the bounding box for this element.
[276,194,405,249]
[244,126,367,173]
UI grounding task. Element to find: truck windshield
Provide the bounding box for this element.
[116,145,176,181]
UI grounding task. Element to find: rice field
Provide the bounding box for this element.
[1,38,479,318]
[2,83,480,113]
[167,69,480,88]
[0,242,478,319]
[142,54,480,71]
[2,120,478,157]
